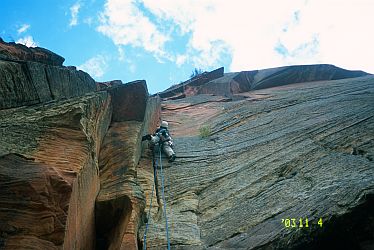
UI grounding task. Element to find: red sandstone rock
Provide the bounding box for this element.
[159,65,369,99]
[109,80,149,122]
[158,67,224,98]
[0,92,112,249]
[0,38,64,66]
[96,80,123,91]
[95,92,160,250]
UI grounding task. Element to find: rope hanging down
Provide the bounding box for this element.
[159,146,171,250]
[143,145,171,250]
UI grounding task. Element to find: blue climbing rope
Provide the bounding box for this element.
[143,144,171,250]
[159,146,171,250]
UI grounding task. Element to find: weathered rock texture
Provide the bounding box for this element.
[140,75,374,249]
[0,40,160,249]
[96,80,123,90]
[0,41,96,110]
[0,38,64,66]
[109,80,149,122]
[159,67,224,99]
[0,92,112,249]
[1,39,373,250]
[95,82,161,250]
[159,65,368,99]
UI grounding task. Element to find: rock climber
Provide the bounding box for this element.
[142,121,176,162]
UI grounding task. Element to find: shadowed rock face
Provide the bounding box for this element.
[158,67,224,99]
[140,75,374,249]
[1,40,373,250]
[95,82,160,249]
[159,65,369,99]
[109,80,148,122]
[0,41,158,249]
[0,40,96,110]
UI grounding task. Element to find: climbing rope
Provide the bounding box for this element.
[143,144,171,250]
[159,146,171,250]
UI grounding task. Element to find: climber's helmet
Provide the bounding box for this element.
[160,121,168,129]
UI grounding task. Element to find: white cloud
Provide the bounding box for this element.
[97,0,170,59]
[141,0,303,70]
[97,0,374,74]
[17,24,30,34]
[69,2,81,27]
[175,54,187,67]
[16,36,38,47]
[77,55,108,78]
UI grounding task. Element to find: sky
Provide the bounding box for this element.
[1,0,374,94]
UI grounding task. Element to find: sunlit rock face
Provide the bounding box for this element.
[0,41,156,249]
[95,80,161,250]
[0,40,373,250]
[0,92,112,249]
[141,75,374,249]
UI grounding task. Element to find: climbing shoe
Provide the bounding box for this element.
[169,154,176,162]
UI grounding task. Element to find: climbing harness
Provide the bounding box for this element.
[143,144,171,250]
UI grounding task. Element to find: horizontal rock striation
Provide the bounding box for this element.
[0,92,112,249]
[96,82,160,250]
[97,121,144,250]
[143,75,374,249]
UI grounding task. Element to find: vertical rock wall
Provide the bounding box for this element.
[96,81,161,250]
[0,40,163,249]
[0,93,112,249]
[0,40,97,110]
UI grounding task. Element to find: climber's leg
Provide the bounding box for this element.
[163,144,176,162]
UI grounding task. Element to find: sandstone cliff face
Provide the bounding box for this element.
[96,80,161,250]
[1,40,373,250]
[0,41,160,249]
[140,75,374,249]
[0,39,96,110]
[0,92,112,249]
[159,65,368,99]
